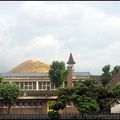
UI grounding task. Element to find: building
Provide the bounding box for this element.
[107,71,120,88]
[107,71,120,113]
[0,53,92,114]
[91,75,102,85]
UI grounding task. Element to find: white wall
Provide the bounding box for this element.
[111,104,120,113]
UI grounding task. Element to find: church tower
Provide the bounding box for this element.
[67,53,75,87]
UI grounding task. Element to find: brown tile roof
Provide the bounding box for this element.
[107,71,120,88]
[9,60,50,73]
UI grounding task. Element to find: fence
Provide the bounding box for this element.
[0,114,120,119]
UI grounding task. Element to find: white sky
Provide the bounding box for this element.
[0,1,120,75]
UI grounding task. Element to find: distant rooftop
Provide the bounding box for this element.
[0,57,91,78]
[0,72,91,77]
[73,72,90,77]
[91,75,102,84]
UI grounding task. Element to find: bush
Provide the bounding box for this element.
[50,101,65,111]
[48,110,60,120]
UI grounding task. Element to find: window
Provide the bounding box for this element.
[18,82,36,90]
[38,82,56,90]
[43,82,47,90]
[33,82,36,89]
[51,83,56,90]
[39,82,42,89]
[47,82,50,90]
[51,83,54,90]
[25,82,29,89]
[20,82,24,89]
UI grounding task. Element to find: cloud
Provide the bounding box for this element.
[20,1,120,51]
[21,1,72,20]
[29,35,61,48]
[0,1,120,75]
[0,34,66,72]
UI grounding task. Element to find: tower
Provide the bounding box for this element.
[67,53,75,87]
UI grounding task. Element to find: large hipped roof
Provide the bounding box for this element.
[9,60,50,73]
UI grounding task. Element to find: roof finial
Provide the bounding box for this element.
[67,53,76,65]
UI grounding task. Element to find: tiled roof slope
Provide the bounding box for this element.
[107,71,120,88]
[9,60,50,73]
[73,72,90,77]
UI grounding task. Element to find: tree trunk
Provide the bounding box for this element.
[8,104,11,115]
[81,113,87,119]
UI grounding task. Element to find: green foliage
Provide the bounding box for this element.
[1,83,20,114]
[49,61,68,88]
[58,87,75,104]
[48,110,60,120]
[111,65,120,78]
[1,83,19,104]
[95,87,113,113]
[74,80,101,99]
[49,101,65,111]
[112,82,120,100]
[51,79,120,115]
[0,83,3,97]
[101,65,111,87]
[72,95,99,114]
[0,75,4,83]
[75,80,119,114]
[101,65,120,87]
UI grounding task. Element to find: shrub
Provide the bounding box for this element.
[48,110,60,120]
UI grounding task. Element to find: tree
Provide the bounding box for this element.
[111,65,120,78]
[49,80,100,116]
[49,61,68,88]
[1,83,20,114]
[48,110,60,120]
[112,82,120,103]
[49,79,120,117]
[101,65,120,87]
[0,75,3,83]
[73,80,120,114]
[49,101,65,111]
[72,95,99,118]
[0,76,4,98]
[101,65,112,87]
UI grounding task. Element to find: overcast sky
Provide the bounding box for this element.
[0,1,120,75]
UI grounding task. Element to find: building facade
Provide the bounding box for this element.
[0,53,92,114]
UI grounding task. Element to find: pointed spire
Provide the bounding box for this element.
[67,53,76,65]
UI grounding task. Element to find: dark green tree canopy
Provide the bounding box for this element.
[111,65,120,78]
[50,101,65,111]
[1,83,19,104]
[50,79,120,115]
[49,61,68,88]
[101,65,120,87]
[1,83,20,114]
[101,64,111,87]
[72,95,99,114]
[0,75,4,83]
